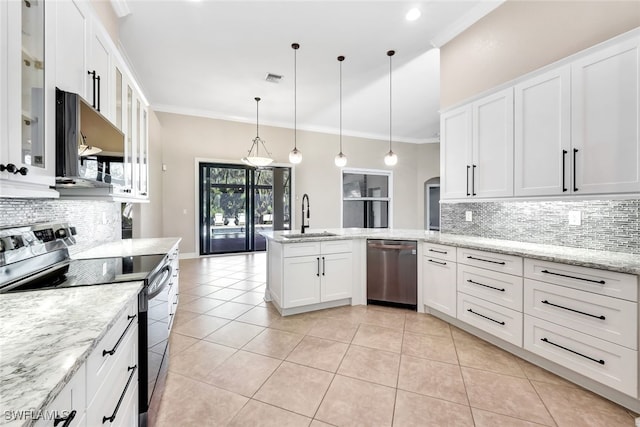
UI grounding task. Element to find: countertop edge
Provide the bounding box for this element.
[263,231,640,275]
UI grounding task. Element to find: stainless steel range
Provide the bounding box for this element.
[0,222,174,427]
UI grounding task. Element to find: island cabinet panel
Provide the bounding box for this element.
[283,255,322,307]
[321,252,353,302]
[34,363,87,427]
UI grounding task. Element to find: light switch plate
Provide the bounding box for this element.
[465,211,472,222]
[568,211,581,226]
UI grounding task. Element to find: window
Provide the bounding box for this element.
[342,169,392,228]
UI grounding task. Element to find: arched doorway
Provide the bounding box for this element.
[424,177,440,231]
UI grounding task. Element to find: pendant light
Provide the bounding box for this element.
[241,97,274,167]
[384,50,398,166]
[288,43,302,164]
[334,55,347,167]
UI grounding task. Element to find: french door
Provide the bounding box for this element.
[199,163,291,255]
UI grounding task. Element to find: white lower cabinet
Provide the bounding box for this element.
[422,244,457,317]
[458,264,523,311]
[273,240,354,312]
[525,315,637,397]
[37,294,139,426]
[34,364,87,427]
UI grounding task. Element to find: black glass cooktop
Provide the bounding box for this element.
[6,254,166,293]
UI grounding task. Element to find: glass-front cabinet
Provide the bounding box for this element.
[1,0,57,196]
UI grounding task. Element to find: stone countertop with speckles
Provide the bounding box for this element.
[262,229,640,275]
[0,282,143,427]
[72,237,181,259]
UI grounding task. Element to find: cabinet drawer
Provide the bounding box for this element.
[34,364,86,427]
[86,327,138,426]
[458,264,523,311]
[423,242,456,263]
[283,242,322,258]
[86,298,137,403]
[321,239,353,254]
[524,315,637,397]
[524,258,637,302]
[524,279,637,349]
[457,292,523,347]
[457,247,523,276]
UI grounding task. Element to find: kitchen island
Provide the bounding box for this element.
[0,282,143,427]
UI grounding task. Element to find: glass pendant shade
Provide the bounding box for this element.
[334,152,347,167]
[384,150,398,166]
[78,144,102,156]
[289,147,302,164]
[242,97,273,167]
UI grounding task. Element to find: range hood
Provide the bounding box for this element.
[55,88,125,190]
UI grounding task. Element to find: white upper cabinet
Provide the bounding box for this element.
[54,0,88,97]
[0,0,7,166]
[514,66,571,196]
[571,37,640,195]
[441,88,514,199]
[472,88,514,198]
[1,0,57,196]
[441,105,472,199]
[86,25,110,119]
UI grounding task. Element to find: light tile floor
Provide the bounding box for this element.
[156,253,638,426]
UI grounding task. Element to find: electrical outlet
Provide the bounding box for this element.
[162,164,167,171]
[101,212,107,224]
[465,211,472,222]
[568,211,581,226]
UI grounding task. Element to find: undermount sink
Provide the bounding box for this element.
[282,232,337,239]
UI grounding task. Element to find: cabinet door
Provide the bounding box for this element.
[34,364,86,427]
[422,257,456,317]
[472,88,514,198]
[321,252,353,302]
[572,37,640,194]
[54,0,88,97]
[138,106,149,197]
[6,0,56,188]
[514,66,571,196]
[87,27,110,118]
[283,256,321,308]
[0,0,7,166]
[440,105,472,199]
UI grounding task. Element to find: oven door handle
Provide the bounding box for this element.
[147,264,172,300]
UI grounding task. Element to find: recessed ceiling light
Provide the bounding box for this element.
[406,8,421,21]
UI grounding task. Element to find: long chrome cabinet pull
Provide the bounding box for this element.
[541,338,604,365]
[467,279,505,292]
[428,259,446,265]
[428,249,447,255]
[102,314,137,357]
[562,150,568,192]
[102,365,138,424]
[467,256,505,265]
[540,269,605,285]
[322,257,325,276]
[467,308,505,325]
[541,300,605,320]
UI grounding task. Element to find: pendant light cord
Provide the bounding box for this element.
[388,50,393,153]
[293,44,298,150]
[255,97,260,156]
[339,56,343,152]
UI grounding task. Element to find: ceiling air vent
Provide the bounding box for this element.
[265,73,283,83]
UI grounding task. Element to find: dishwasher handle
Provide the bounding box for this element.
[368,243,415,251]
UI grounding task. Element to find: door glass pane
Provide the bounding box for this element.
[125,86,133,190]
[140,110,147,195]
[115,68,122,130]
[21,0,45,168]
[135,99,141,193]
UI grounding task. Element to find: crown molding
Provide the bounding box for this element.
[430,0,505,48]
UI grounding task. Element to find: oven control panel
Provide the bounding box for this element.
[0,223,76,255]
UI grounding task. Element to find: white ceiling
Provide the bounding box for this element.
[117,1,503,144]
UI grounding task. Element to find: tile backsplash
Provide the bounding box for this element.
[0,199,121,254]
[440,199,640,254]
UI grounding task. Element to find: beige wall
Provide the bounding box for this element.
[156,112,435,255]
[441,0,640,108]
[89,0,120,45]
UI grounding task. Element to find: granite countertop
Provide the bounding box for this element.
[72,237,181,259]
[0,282,143,427]
[262,229,640,275]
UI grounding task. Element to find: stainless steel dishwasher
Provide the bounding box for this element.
[367,239,417,309]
